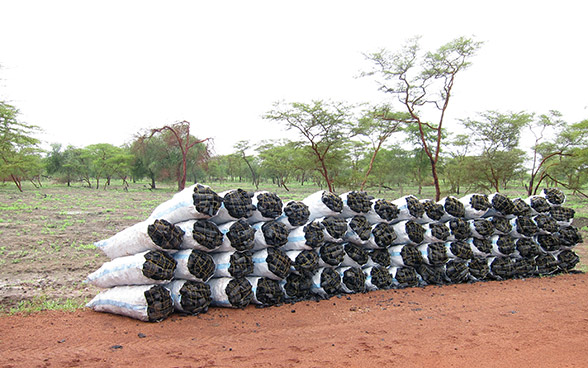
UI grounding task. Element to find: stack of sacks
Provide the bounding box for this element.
[86,185,582,322]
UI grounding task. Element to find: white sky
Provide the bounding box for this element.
[1,0,586,155]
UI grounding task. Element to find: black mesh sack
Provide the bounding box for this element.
[426,242,449,266]
[422,200,445,221]
[512,198,532,216]
[491,216,512,234]
[368,265,394,290]
[226,278,253,308]
[496,235,516,255]
[322,216,348,239]
[144,285,174,322]
[346,191,373,213]
[513,258,537,277]
[320,267,342,296]
[444,197,465,218]
[223,189,255,219]
[405,195,425,218]
[372,222,397,248]
[417,264,449,285]
[557,226,583,247]
[319,242,345,267]
[429,223,450,241]
[349,215,371,241]
[228,251,254,278]
[491,257,515,279]
[468,257,490,280]
[446,259,470,283]
[394,267,420,288]
[516,238,541,258]
[226,219,255,252]
[192,184,223,217]
[148,219,185,250]
[143,250,177,280]
[515,216,538,237]
[473,238,492,253]
[449,218,471,240]
[491,193,515,215]
[543,188,565,205]
[283,273,312,300]
[265,248,292,280]
[449,240,474,260]
[550,206,575,222]
[303,221,325,248]
[369,248,391,267]
[256,192,283,219]
[374,199,399,221]
[536,234,561,252]
[255,277,285,306]
[400,245,423,267]
[187,250,215,281]
[534,214,559,233]
[178,280,212,315]
[283,201,310,227]
[261,221,289,247]
[473,219,495,238]
[536,253,559,275]
[470,194,491,211]
[530,196,551,213]
[557,249,580,272]
[292,250,319,276]
[405,220,425,244]
[344,242,369,266]
[192,219,224,250]
[341,267,366,293]
[321,191,343,212]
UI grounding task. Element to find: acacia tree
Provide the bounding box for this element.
[234,140,259,189]
[263,100,356,192]
[363,36,483,200]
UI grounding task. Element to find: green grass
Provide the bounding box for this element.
[1,296,87,315]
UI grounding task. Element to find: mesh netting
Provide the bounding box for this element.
[512,198,532,216]
[491,193,515,215]
[400,245,423,267]
[284,273,312,300]
[266,248,292,280]
[341,267,366,293]
[322,216,348,239]
[292,250,319,276]
[369,248,391,267]
[320,267,342,296]
[303,222,325,248]
[429,223,450,241]
[192,184,223,217]
[468,257,490,280]
[228,251,254,278]
[444,197,465,218]
[535,253,559,275]
[516,238,541,258]
[405,196,425,218]
[543,188,565,205]
[405,220,425,244]
[344,242,369,266]
[373,199,399,221]
[536,234,561,252]
[448,218,471,240]
[369,265,393,289]
[557,249,580,272]
[178,280,212,315]
[417,264,448,285]
[147,219,185,250]
[223,189,255,219]
[422,200,445,221]
[446,259,470,283]
[283,201,310,227]
[319,242,345,266]
[473,238,492,253]
[491,216,512,234]
[470,194,491,211]
[513,258,536,277]
[372,222,397,248]
[449,240,474,260]
[225,278,253,308]
[394,267,419,288]
[255,277,285,306]
[142,250,177,280]
[557,226,583,247]
[515,216,538,237]
[256,192,283,219]
[261,221,289,247]
[529,196,551,213]
[145,285,174,322]
[534,214,559,233]
[349,215,371,241]
[346,191,373,213]
[491,257,515,279]
[192,219,224,250]
[473,219,495,237]
[549,206,575,222]
[226,220,255,251]
[496,235,516,255]
[426,242,449,266]
[321,191,343,212]
[187,250,216,281]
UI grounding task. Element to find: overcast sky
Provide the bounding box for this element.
[1,0,586,155]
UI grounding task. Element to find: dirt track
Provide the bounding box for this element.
[2,273,587,368]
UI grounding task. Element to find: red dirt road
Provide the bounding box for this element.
[1,273,588,368]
